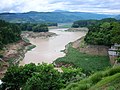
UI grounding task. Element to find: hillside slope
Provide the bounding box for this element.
[62,66,120,90]
[0,11,114,23]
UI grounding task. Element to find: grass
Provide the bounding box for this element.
[23,37,30,43]
[58,23,72,28]
[22,37,36,51]
[90,73,120,90]
[62,66,120,90]
[55,46,111,73]
[79,37,87,48]
[27,45,36,51]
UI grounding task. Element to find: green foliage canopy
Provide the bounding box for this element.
[1,63,63,90]
[0,20,21,49]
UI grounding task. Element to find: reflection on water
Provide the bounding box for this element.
[21,28,86,65]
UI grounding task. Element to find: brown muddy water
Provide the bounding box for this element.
[21,28,86,65]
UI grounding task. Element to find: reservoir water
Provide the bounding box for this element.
[21,28,86,65]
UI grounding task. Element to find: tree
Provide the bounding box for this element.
[111,22,120,44]
[1,63,37,90]
[23,64,63,90]
[0,63,63,90]
[61,67,85,85]
[0,20,21,49]
[33,24,48,32]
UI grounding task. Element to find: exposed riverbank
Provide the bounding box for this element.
[0,28,87,78]
[60,35,109,56]
[0,40,35,79]
[72,37,109,56]
[0,31,58,78]
[21,31,57,38]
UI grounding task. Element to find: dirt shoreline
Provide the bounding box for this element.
[0,40,35,78]
[72,38,109,56]
[21,31,57,38]
[0,31,58,78]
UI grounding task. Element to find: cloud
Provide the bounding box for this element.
[0,0,120,14]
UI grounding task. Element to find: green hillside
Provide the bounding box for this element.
[63,66,120,90]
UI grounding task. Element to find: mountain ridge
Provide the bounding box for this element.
[0,11,115,23]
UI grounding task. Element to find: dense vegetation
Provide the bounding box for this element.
[55,46,111,74]
[63,66,120,90]
[1,63,120,90]
[17,23,49,32]
[0,63,85,90]
[72,20,98,28]
[72,18,120,46]
[0,11,114,23]
[0,20,21,49]
[84,20,120,46]
[0,20,50,50]
[72,18,118,28]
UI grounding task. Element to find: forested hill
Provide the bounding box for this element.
[0,20,21,49]
[115,15,120,20]
[0,11,114,23]
[71,18,120,46]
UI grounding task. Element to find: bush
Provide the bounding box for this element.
[63,66,120,90]
[61,67,85,85]
[1,63,64,90]
[0,54,3,58]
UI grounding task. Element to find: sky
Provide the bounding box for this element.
[0,0,120,14]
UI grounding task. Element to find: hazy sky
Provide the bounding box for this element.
[0,0,120,14]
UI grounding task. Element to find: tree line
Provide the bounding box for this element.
[72,18,120,46]
[0,20,21,49]
[16,22,57,32]
[16,23,49,32]
[72,18,118,28]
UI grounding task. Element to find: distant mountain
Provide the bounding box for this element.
[0,11,115,23]
[53,10,70,12]
[115,15,120,20]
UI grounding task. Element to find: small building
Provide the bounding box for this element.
[108,44,120,65]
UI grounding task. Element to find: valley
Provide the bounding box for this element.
[0,10,120,90]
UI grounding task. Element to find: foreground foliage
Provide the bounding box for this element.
[0,63,85,90]
[17,23,49,32]
[62,66,120,90]
[0,63,63,90]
